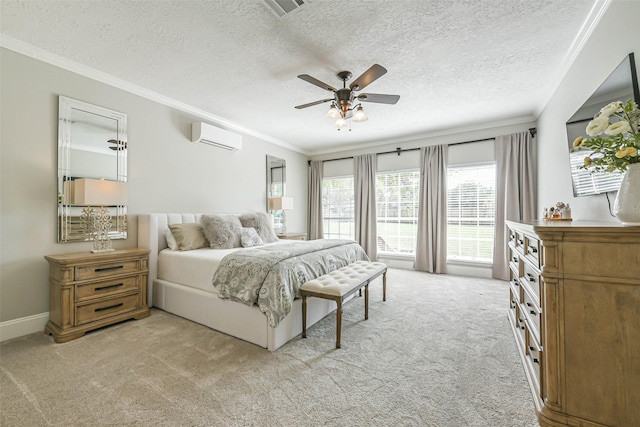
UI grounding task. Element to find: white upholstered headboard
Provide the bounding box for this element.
[138,213,205,307]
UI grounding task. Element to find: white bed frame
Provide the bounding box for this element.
[137,213,334,351]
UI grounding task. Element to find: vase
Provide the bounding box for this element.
[613,163,640,225]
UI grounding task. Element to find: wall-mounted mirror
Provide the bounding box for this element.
[566,53,639,196]
[58,96,128,242]
[266,156,286,231]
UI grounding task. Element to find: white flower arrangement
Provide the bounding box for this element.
[572,99,640,173]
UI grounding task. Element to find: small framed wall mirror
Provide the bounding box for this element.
[58,96,128,242]
[266,156,286,230]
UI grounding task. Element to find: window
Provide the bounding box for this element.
[322,176,354,240]
[376,170,420,254]
[447,164,496,263]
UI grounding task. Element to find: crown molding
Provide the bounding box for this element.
[307,114,537,157]
[0,35,308,155]
[535,0,612,117]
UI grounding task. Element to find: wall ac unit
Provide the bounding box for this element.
[262,0,310,18]
[191,122,242,151]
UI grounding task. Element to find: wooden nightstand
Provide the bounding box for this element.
[277,232,307,240]
[44,248,150,343]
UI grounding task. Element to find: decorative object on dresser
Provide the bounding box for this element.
[277,232,306,241]
[44,248,150,343]
[506,220,640,427]
[572,98,640,225]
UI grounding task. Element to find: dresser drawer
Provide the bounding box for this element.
[76,276,139,301]
[76,259,140,281]
[525,236,540,266]
[522,287,541,341]
[526,326,543,391]
[522,262,540,301]
[75,294,140,325]
[514,232,526,255]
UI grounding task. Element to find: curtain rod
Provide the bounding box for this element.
[308,128,537,165]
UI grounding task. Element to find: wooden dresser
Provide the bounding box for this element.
[506,220,640,427]
[44,248,150,343]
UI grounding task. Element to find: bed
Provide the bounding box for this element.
[137,213,368,351]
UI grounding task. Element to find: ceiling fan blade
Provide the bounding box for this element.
[295,98,334,109]
[350,64,387,91]
[298,74,337,92]
[357,93,400,104]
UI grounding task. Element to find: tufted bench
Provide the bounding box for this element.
[300,261,387,348]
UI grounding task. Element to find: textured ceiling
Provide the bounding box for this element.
[1,0,598,154]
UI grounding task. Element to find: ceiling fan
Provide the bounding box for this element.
[295,64,400,129]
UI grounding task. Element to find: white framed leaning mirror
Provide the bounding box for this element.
[58,96,128,243]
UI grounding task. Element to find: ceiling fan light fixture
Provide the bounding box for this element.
[325,104,341,120]
[334,117,348,129]
[352,105,368,122]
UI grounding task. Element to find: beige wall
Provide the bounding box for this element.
[0,48,308,323]
[537,0,640,221]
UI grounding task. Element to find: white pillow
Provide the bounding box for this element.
[165,229,178,250]
[240,227,264,247]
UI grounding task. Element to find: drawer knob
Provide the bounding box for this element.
[528,246,538,253]
[94,303,123,313]
[526,273,536,282]
[530,310,536,315]
[533,358,540,364]
[95,265,124,273]
[518,239,524,245]
[95,283,123,292]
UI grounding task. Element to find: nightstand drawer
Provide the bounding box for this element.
[76,259,140,280]
[76,276,139,301]
[76,294,139,325]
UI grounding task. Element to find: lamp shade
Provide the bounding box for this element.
[268,196,293,210]
[69,178,128,206]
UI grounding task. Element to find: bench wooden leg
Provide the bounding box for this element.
[364,284,369,320]
[302,295,307,338]
[383,271,387,302]
[336,300,342,349]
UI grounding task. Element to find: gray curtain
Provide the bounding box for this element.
[414,145,448,273]
[354,154,378,261]
[493,131,536,280]
[307,160,324,240]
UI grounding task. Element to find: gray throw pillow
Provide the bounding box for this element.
[200,214,243,249]
[167,223,208,251]
[240,227,264,247]
[238,212,279,243]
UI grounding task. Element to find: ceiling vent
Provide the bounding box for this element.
[262,0,310,18]
[191,122,242,151]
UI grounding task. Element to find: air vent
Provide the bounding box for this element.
[262,0,310,18]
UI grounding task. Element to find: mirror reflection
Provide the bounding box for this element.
[266,156,286,231]
[58,96,128,242]
[566,53,639,197]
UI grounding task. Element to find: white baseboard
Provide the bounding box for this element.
[0,312,49,342]
[377,255,495,280]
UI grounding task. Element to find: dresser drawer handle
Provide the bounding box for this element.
[512,257,519,263]
[512,279,519,286]
[532,358,540,364]
[94,303,123,313]
[95,283,123,292]
[517,239,524,245]
[528,246,538,253]
[526,273,536,282]
[95,265,124,273]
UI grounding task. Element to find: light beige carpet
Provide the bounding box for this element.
[1,268,537,426]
